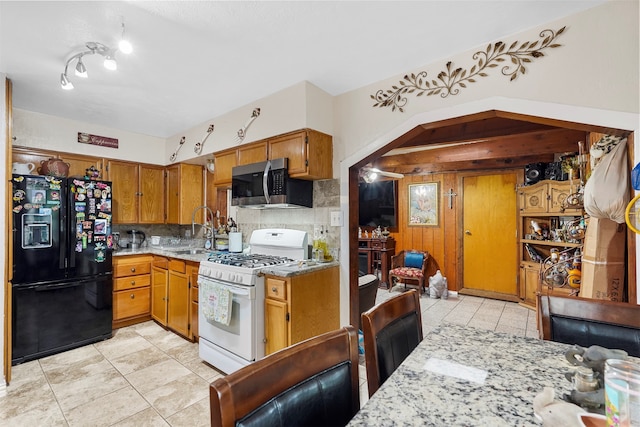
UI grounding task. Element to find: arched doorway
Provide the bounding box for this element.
[344,104,637,328]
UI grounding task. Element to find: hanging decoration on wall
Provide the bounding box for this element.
[235,108,261,144]
[169,136,186,162]
[194,124,215,155]
[371,27,566,112]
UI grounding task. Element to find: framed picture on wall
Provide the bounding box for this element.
[408,182,439,226]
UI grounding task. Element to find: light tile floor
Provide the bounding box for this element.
[1,289,537,426]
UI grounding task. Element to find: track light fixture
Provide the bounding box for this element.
[60,22,132,90]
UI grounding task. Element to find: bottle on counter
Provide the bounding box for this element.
[322,228,332,261]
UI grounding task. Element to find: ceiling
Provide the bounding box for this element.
[0,1,607,140]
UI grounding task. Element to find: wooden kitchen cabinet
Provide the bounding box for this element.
[268,129,333,179]
[212,148,237,188]
[151,256,198,340]
[113,255,152,328]
[139,165,166,223]
[108,160,165,224]
[264,266,340,355]
[211,128,333,187]
[166,163,204,224]
[237,141,267,166]
[151,256,169,325]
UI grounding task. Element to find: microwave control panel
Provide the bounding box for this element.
[272,171,285,194]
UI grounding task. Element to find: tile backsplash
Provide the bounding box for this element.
[113,178,342,252]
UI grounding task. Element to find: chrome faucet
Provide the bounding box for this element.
[192,205,215,248]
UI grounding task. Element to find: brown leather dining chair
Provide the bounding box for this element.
[209,326,360,427]
[361,289,423,397]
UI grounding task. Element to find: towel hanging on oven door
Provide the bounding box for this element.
[201,281,233,326]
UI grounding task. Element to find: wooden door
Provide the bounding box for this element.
[462,173,519,300]
[108,160,139,223]
[151,266,168,325]
[269,131,307,175]
[264,298,288,355]
[168,270,190,337]
[237,141,267,166]
[177,164,204,224]
[139,165,165,224]
[165,165,180,224]
[213,148,237,187]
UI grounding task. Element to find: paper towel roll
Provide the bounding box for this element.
[229,232,243,253]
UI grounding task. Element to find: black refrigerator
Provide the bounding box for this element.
[11,175,114,365]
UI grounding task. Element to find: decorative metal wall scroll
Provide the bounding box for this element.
[194,124,215,155]
[235,108,261,143]
[371,27,566,112]
[169,136,186,162]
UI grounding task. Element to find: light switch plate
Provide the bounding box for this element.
[330,211,342,227]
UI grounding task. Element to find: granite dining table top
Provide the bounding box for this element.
[349,322,578,426]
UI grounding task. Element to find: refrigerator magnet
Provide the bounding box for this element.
[94,189,101,198]
[75,241,82,252]
[13,189,25,201]
[94,219,107,235]
[75,203,85,212]
[95,243,105,262]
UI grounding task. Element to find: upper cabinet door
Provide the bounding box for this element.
[213,148,237,188]
[166,164,203,224]
[237,141,267,166]
[268,131,308,176]
[139,165,165,224]
[268,129,333,179]
[108,160,139,224]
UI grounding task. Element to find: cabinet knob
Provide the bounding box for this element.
[130,280,135,285]
[272,287,277,292]
[465,230,472,235]
[130,294,135,299]
[130,267,136,272]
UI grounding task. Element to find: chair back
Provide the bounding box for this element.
[538,294,640,357]
[358,274,379,329]
[404,251,424,268]
[210,326,360,427]
[361,289,423,397]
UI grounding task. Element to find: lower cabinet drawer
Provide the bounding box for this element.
[114,287,150,320]
[114,274,151,291]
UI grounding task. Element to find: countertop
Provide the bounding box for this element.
[113,247,339,277]
[348,322,577,426]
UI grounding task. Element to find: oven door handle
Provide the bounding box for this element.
[200,280,251,297]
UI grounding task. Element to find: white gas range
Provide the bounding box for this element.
[198,228,308,374]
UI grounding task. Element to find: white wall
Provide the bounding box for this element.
[165,81,334,164]
[13,109,166,165]
[332,1,639,167]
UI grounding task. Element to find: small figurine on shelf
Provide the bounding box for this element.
[84,165,100,180]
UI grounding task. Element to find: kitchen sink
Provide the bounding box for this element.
[169,248,209,255]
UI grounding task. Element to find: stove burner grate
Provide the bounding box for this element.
[206,253,294,268]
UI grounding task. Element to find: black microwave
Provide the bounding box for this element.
[231,158,313,208]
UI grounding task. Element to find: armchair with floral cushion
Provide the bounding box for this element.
[388,250,429,293]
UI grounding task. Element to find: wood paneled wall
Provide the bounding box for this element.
[387,173,458,290]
